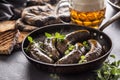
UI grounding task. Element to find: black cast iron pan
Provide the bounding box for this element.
[22,24,112,74]
[22,10,120,74]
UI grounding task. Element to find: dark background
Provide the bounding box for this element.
[0,1,120,80]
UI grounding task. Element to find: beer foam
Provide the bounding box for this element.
[70,0,105,12]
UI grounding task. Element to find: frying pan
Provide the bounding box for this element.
[22,7,120,74]
[22,24,112,74]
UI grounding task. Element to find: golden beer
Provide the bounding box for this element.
[69,0,106,29]
[70,8,106,29]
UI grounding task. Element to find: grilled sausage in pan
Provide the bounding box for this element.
[28,42,54,63]
[75,42,86,55]
[85,39,102,61]
[56,43,85,64]
[65,30,90,44]
[56,39,68,56]
[43,38,61,61]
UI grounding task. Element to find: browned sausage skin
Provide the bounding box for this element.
[56,43,85,64]
[43,38,61,61]
[28,42,54,63]
[85,39,102,61]
[65,30,90,44]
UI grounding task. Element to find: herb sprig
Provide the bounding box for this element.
[45,32,65,40]
[83,41,90,50]
[78,55,87,64]
[65,44,75,55]
[28,36,34,43]
[96,54,120,80]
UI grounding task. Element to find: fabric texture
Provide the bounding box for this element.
[0,0,27,21]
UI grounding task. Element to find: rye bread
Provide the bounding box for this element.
[0,29,19,54]
[15,30,30,49]
[0,21,16,33]
[17,31,29,44]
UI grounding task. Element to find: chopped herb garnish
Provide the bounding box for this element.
[28,36,34,43]
[65,50,70,55]
[64,44,75,55]
[83,41,89,47]
[45,32,65,41]
[45,32,52,38]
[96,54,120,80]
[24,48,29,52]
[110,54,116,59]
[78,55,87,64]
[55,32,65,40]
[68,44,75,50]
[50,74,60,80]
[81,55,86,60]
[83,41,90,50]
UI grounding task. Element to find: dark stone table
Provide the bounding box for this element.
[0,2,120,80]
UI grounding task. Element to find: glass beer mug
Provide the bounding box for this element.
[57,0,106,29]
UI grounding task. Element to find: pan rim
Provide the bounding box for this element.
[22,23,113,67]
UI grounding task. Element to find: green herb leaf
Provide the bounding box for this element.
[78,55,87,64]
[81,55,86,60]
[24,48,29,52]
[55,32,60,38]
[117,60,120,67]
[28,36,34,43]
[65,50,70,55]
[110,54,116,59]
[95,54,120,80]
[45,32,65,41]
[55,32,65,40]
[50,74,60,80]
[45,32,52,38]
[83,41,88,46]
[82,41,90,50]
[64,44,75,55]
[68,44,75,50]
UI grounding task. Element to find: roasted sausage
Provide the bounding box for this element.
[43,38,61,61]
[56,39,68,56]
[85,39,102,61]
[56,43,85,64]
[65,30,90,44]
[28,42,54,63]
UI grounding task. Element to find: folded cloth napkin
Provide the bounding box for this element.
[0,0,27,21]
[0,0,13,21]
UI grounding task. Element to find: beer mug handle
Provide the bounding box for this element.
[55,0,71,23]
[99,11,120,31]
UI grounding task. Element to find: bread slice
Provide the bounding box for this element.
[15,31,30,49]
[17,31,29,44]
[0,30,19,54]
[0,21,16,33]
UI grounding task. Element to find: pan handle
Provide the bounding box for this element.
[99,11,120,31]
